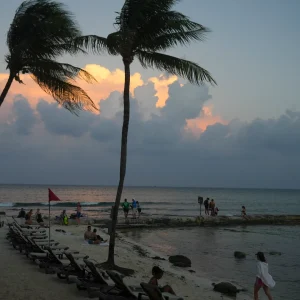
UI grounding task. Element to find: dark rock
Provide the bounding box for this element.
[169,255,191,268]
[133,245,148,257]
[212,282,239,295]
[269,251,281,256]
[234,251,246,259]
[152,256,166,261]
[189,270,196,273]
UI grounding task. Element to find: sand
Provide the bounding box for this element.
[0,220,251,300]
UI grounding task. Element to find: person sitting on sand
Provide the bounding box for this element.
[122,199,130,219]
[254,252,275,300]
[17,208,26,218]
[149,266,176,295]
[60,210,68,225]
[35,209,44,225]
[84,225,93,240]
[88,235,107,244]
[90,228,98,240]
[25,209,33,225]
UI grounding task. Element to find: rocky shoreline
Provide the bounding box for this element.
[91,214,300,229]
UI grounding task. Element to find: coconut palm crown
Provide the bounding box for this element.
[0,0,97,113]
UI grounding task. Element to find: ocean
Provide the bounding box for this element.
[1,184,300,299]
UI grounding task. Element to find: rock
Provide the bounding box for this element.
[269,251,281,256]
[169,255,191,268]
[189,270,196,273]
[152,256,166,261]
[234,251,246,259]
[212,282,240,295]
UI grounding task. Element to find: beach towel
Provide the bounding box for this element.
[257,262,276,288]
[82,241,109,246]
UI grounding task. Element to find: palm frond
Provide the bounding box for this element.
[139,28,209,52]
[31,72,97,114]
[29,60,97,83]
[72,35,118,55]
[7,0,81,63]
[116,0,180,31]
[136,50,216,85]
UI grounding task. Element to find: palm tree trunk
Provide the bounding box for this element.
[0,73,14,107]
[107,59,131,265]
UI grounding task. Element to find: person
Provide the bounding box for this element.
[149,266,176,295]
[241,206,249,220]
[60,210,68,225]
[254,252,275,300]
[76,202,82,225]
[35,209,44,225]
[88,235,107,244]
[17,208,26,218]
[210,199,216,216]
[214,207,219,216]
[136,201,142,218]
[90,228,98,240]
[122,199,130,219]
[25,209,33,225]
[84,225,93,240]
[204,198,209,215]
[131,199,137,219]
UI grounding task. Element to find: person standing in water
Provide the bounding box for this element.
[76,202,82,225]
[204,198,209,215]
[136,201,142,218]
[131,199,137,219]
[254,252,275,300]
[122,199,130,219]
[210,199,216,216]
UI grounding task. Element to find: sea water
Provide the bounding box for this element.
[1,184,300,217]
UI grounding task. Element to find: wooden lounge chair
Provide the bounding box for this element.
[106,271,146,299]
[76,260,120,298]
[56,252,88,282]
[140,283,183,300]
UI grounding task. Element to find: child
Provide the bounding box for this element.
[149,266,176,295]
[254,252,275,300]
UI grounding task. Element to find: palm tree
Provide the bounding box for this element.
[0,0,96,114]
[75,0,216,268]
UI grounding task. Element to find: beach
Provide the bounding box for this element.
[0,221,252,300]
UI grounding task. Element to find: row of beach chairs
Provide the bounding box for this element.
[5,217,183,300]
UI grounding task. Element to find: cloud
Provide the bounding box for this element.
[1,64,299,188]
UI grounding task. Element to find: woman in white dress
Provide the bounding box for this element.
[254,252,275,300]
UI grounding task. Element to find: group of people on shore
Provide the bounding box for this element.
[17,208,44,225]
[204,198,219,216]
[121,198,142,219]
[83,225,107,244]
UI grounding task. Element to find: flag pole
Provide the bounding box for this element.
[48,199,50,247]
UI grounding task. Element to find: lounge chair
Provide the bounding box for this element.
[56,252,88,282]
[76,260,120,298]
[106,271,146,299]
[140,283,184,300]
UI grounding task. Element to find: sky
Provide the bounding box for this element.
[0,0,300,188]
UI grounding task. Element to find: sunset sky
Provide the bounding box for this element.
[0,0,300,188]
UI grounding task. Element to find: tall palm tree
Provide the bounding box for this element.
[75,0,216,267]
[0,0,96,114]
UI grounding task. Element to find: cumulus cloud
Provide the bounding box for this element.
[1,65,299,188]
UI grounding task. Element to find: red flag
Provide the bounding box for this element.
[48,188,60,201]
